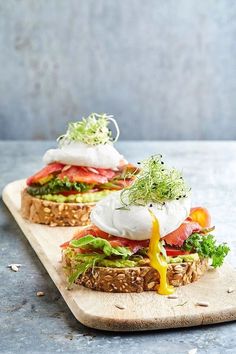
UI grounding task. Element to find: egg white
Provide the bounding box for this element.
[90,191,191,240]
[43,142,126,169]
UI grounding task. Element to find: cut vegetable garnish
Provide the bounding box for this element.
[189,207,211,228]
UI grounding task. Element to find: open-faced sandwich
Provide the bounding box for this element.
[21,113,138,226]
[61,155,230,294]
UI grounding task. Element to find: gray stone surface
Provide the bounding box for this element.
[1,1,236,140]
[1,140,236,354]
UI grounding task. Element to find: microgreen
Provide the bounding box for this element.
[120,155,190,207]
[57,113,120,146]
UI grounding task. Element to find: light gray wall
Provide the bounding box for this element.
[0,0,236,140]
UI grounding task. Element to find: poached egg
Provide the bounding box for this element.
[43,142,127,170]
[91,191,191,241]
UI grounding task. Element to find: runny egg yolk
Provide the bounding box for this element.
[148,210,175,295]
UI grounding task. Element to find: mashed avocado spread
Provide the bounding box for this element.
[36,190,113,203]
[167,253,199,263]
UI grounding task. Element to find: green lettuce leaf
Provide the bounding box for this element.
[183,233,230,267]
[27,177,91,196]
[70,235,132,258]
[67,253,105,284]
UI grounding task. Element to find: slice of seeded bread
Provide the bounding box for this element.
[21,189,94,227]
[63,255,209,293]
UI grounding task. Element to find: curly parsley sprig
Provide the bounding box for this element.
[184,233,230,267]
[57,113,120,146]
[120,155,190,207]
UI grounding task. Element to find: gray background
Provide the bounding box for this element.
[1,0,236,140]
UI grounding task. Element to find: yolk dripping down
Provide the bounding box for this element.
[148,210,175,295]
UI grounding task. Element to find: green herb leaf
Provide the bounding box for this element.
[70,235,132,258]
[57,113,120,146]
[183,233,230,267]
[120,155,190,206]
[27,177,91,196]
[67,253,105,284]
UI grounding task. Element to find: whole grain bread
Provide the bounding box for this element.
[21,189,94,226]
[63,255,209,293]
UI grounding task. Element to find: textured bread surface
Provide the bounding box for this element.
[21,189,94,226]
[66,258,209,293]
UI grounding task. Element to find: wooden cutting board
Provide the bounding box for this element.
[2,180,236,331]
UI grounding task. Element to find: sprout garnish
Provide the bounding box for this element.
[120,155,190,207]
[57,113,120,146]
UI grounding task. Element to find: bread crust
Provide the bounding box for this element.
[21,189,94,226]
[65,258,209,293]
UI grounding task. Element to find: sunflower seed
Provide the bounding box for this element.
[11,265,19,272]
[115,304,126,310]
[227,288,234,293]
[36,291,45,297]
[196,301,209,307]
[8,264,21,272]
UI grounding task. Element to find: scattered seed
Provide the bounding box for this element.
[8,264,20,272]
[227,288,234,293]
[44,207,51,213]
[115,304,126,310]
[176,301,188,307]
[7,264,22,268]
[196,301,209,307]
[8,263,22,272]
[167,295,178,299]
[36,291,45,297]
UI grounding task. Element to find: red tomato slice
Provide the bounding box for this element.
[27,163,65,185]
[190,207,211,228]
[163,221,201,247]
[60,190,81,196]
[60,189,98,196]
[165,247,190,257]
[58,166,108,184]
